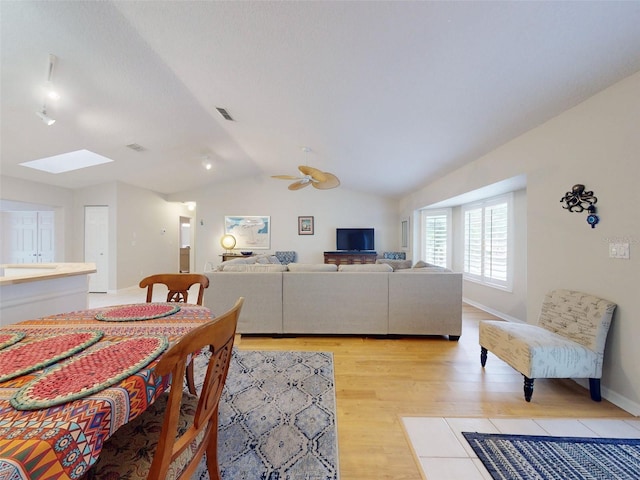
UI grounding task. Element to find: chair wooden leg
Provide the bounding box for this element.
[589,378,602,401]
[206,411,221,480]
[480,347,488,367]
[186,361,196,395]
[523,376,534,402]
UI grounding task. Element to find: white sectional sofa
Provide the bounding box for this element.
[203,264,462,340]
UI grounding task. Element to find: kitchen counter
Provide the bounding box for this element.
[0,263,97,326]
[0,262,96,285]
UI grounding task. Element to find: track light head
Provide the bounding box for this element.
[36,109,55,126]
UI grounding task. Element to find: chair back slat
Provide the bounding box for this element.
[139,273,210,305]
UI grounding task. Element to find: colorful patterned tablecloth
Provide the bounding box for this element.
[0,304,211,480]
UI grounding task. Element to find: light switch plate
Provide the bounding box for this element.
[609,242,630,259]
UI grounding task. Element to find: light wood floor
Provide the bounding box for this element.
[237,304,633,480]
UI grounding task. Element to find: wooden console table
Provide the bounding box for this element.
[323,251,377,266]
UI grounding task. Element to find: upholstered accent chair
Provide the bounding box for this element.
[479,289,617,402]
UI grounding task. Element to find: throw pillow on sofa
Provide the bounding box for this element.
[376,259,412,271]
[255,254,282,264]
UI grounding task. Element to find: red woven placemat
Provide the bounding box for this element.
[95,303,181,321]
[0,331,25,350]
[11,335,169,410]
[0,331,103,383]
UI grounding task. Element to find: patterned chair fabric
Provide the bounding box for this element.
[275,251,296,265]
[479,289,616,402]
[85,393,202,479]
[382,251,406,260]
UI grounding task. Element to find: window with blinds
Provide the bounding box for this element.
[463,193,512,289]
[421,209,451,268]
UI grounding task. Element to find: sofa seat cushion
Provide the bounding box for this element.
[479,320,599,379]
[287,263,338,272]
[338,263,393,272]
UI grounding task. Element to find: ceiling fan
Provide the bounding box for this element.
[272,165,340,190]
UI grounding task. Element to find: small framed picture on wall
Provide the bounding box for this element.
[298,216,314,235]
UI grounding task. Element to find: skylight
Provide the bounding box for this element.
[19,149,113,174]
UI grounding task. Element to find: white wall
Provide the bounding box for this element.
[401,71,640,413]
[0,176,73,261]
[169,175,400,270]
[115,182,191,287]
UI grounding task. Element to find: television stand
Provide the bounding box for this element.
[323,251,377,266]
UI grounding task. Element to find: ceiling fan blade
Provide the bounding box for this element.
[288,180,311,190]
[312,172,340,189]
[271,175,300,180]
[298,165,328,182]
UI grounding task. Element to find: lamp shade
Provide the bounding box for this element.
[220,234,236,250]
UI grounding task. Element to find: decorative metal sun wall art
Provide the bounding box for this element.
[560,184,599,228]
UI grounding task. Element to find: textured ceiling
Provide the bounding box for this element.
[2,1,640,198]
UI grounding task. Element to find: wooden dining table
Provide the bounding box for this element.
[0,303,211,480]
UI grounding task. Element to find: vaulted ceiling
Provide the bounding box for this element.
[2,1,640,198]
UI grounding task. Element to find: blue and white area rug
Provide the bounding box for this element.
[193,350,339,480]
[463,431,640,480]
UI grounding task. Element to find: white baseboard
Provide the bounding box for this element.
[573,379,640,417]
[462,297,525,323]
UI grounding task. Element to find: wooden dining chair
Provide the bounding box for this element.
[85,297,244,480]
[140,273,210,394]
[139,273,210,305]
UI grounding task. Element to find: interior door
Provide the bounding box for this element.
[9,212,38,263]
[84,206,109,293]
[37,211,55,262]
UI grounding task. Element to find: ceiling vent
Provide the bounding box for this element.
[126,143,145,152]
[216,107,234,121]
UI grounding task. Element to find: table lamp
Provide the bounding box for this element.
[220,234,236,253]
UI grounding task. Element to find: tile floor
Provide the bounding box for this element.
[402,416,640,480]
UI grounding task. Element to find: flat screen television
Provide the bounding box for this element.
[336,228,375,251]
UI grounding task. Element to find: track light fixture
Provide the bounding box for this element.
[36,108,55,126]
[35,54,59,126]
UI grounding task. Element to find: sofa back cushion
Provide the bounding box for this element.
[287,263,338,272]
[338,263,393,272]
[222,264,287,272]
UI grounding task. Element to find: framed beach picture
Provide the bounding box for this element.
[298,216,314,235]
[224,216,270,249]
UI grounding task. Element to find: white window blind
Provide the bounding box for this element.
[421,209,451,268]
[463,194,512,289]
